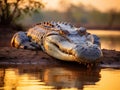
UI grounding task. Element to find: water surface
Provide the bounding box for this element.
[88,30,120,51]
[0,65,120,90]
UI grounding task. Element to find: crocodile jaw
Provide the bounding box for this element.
[43,34,103,63]
[74,43,103,63]
[43,35,76,61]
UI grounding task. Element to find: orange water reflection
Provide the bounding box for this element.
[0,65,120,90]
[84,68,120,90]
[0,65,100,90]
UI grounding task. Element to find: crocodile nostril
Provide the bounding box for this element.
[24,46,27,49]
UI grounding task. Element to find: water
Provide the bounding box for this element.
[88,30,120,51]
[0,65,120,90]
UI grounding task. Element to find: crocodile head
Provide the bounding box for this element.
[11,22,103,63]
[41,23,102,63]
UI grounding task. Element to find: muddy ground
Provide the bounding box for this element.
[0,27,120,68]
[0,47,120,68]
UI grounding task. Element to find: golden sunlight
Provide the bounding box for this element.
[88,30,120,50]
[43,0,120,12]
[84,69,120,90]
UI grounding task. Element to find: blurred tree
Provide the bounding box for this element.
[64,4,89,24]
[113,12,120,25]
[88,9,109,25]
[107,9,117,28]
[0,0,44,26]
[64,3,120,28]
[42,10,65,21]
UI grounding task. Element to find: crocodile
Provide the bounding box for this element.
[11,21,103,64]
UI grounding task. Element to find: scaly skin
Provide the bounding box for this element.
[11,21,103,63]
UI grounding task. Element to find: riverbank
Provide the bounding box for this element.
[0,47,120,68]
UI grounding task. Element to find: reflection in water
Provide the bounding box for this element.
[0,65,101,90]
[88,30,120,51]
[84,69,120,90]
[44,67,100,89]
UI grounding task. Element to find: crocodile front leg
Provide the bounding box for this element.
[11,31,40,50]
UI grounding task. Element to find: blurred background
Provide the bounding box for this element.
[0,0,120,50]
[0,0,120,29]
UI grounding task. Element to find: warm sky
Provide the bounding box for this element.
[43,0,120,12]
